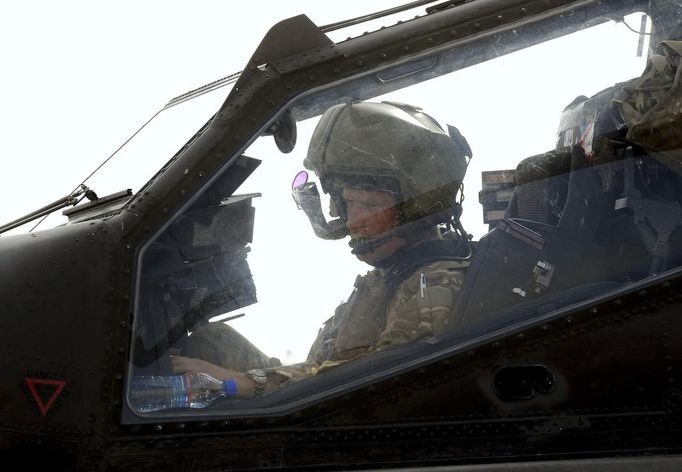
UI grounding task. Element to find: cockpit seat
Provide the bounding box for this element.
[452,145,612,328]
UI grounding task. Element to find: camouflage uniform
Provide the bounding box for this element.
[614,41,682,172]
[268,257,468,383]
[181,254,468,385]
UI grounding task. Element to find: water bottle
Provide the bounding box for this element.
[130,373,236,412]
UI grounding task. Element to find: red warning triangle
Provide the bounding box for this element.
[25,378,67,416]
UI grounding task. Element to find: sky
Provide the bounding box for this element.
[0,1,402,233]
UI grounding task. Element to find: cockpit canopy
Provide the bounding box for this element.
[122,1,682,420]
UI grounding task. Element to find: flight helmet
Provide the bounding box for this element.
[298,101,471,253]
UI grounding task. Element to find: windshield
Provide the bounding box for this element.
[0,83,231,235]
[126,5,682,419]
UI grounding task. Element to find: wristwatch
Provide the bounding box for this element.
[246,368,268,398]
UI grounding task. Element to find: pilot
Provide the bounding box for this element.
[172,101,473,397]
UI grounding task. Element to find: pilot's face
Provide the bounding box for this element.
[343,188,397,238]
[342,187,405,264]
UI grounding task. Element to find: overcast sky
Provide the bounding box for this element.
[0,1,403,233]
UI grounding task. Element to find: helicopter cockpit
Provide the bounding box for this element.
[122,0,682,421]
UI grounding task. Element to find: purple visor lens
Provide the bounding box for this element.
[292,171,309,190]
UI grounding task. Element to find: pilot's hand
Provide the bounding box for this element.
[171,355,239,380]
